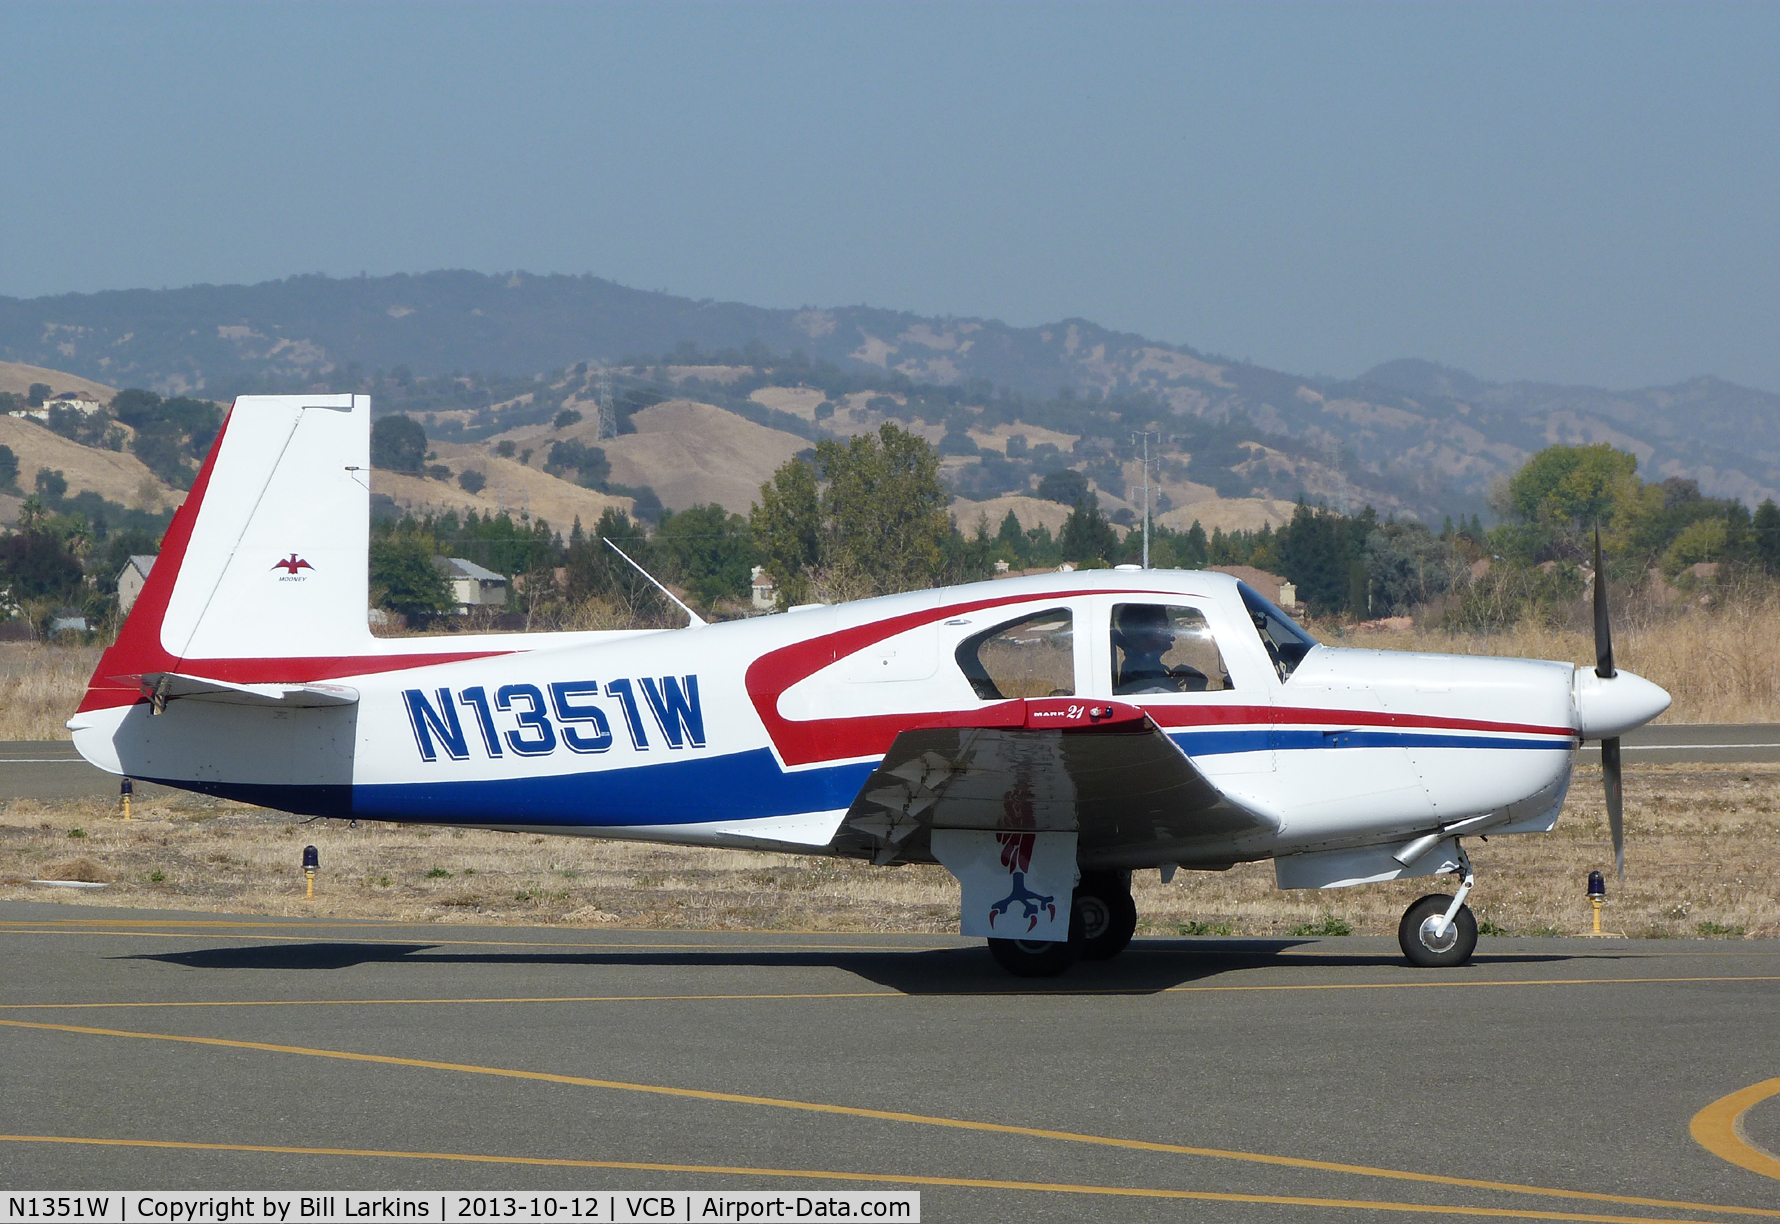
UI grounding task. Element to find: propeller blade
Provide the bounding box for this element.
[1602,735,1625,881]
[1593,528,1615,679]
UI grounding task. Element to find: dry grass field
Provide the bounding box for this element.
[2,764,1774,941]
[1346,583,1780,724]
[0,642,103,740]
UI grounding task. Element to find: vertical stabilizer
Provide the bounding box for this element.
[77,394,375,712]
[160,394,371,661]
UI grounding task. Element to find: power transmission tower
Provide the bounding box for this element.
[1129,431,1161,569]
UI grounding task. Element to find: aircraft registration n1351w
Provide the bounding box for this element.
[70,395,1672,975]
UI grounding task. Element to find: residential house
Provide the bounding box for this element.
[439,556,508,613]
[117,554,156,616]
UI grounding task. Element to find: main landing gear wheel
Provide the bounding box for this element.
[1398,893,1478,968]
[987,906,1085,977]
[1074,871,1137,961]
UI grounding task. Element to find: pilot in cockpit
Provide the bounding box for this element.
[1112,604,1214,694]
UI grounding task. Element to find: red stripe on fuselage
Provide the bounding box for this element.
[1150,704,1576,740]
[744,589,1577,766]
[745,588,1161,766]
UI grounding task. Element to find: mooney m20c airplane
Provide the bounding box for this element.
[71,396,1673,975]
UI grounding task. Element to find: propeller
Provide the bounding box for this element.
[1593,529,1625,880]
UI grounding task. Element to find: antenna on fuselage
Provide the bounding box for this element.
[604,539,707,628]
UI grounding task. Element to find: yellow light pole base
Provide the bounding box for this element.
[305,869,316,900]
[1579,896,1626,937]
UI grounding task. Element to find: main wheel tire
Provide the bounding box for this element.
[1075,871,1138,961]
[1398,893,1478,968]
[987,905,1085,977]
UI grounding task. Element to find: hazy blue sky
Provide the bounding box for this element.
[5,1,1778,392]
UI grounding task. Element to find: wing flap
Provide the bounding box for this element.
[838,698,1275,867]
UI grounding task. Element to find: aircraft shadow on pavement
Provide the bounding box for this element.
[123,939,1591,995]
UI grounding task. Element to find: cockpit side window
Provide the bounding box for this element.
[1111,604,1233,694]
[1238,581,1318,681]
[955,608,1075,700]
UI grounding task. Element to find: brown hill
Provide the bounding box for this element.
[0,362,118,403]
[494,399,809,515]
[0,416,184,525]
[377,448,633,531]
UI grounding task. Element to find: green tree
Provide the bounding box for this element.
[751,422,952,605]
[1181,520,1209,568]
[1497,443,1650,564]
[995,508,1027,564]
[1273,501,1376,616]
[368,532,454,623]
[752,459,822,607]
[0,523,84,601]
[370,414,428,473]
[26,383,51,408]
[653,504,758,608]
[1059,497,1117,563]
[1037,468,1089,505]
[34,469,68,502]
[820,422,951,595]
[1505,443,1639,527]
[1754,499,1780,575]
[1364,520,1455,615]
[458,469,487,495]
[0,445,18,491]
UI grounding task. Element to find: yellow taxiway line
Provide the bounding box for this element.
[1692,1077,1780,1181]
[3,1017,1776,1219]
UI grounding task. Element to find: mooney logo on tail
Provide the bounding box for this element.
[272,554,314,575]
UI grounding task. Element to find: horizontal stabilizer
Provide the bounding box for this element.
[124,672,361,709]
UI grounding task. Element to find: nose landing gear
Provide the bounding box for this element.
[1397,845,1478,967]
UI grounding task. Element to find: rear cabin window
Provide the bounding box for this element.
[955,608,1075,699]
[1111,604,1233,694]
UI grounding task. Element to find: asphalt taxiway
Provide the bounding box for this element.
[2,902,1777,1222]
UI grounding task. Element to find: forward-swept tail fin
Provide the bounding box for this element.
[78,394,374,711]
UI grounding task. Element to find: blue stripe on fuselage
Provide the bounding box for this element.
[141,727,1571,830]
[139,749,877,828]
[348,748,878,827]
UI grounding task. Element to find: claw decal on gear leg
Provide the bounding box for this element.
[988,870,1057,931]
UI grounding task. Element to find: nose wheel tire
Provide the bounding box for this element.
[987,904,1086,977]
[1398,893,1478,968]
[1074,871,1138,961]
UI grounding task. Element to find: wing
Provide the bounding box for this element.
[835,698,1276,867]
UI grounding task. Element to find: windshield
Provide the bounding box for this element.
[1238,582,1318,681]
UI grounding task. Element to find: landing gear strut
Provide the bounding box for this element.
[1397,845,1478,968]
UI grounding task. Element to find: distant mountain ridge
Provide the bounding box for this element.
[4,270,1776,514]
